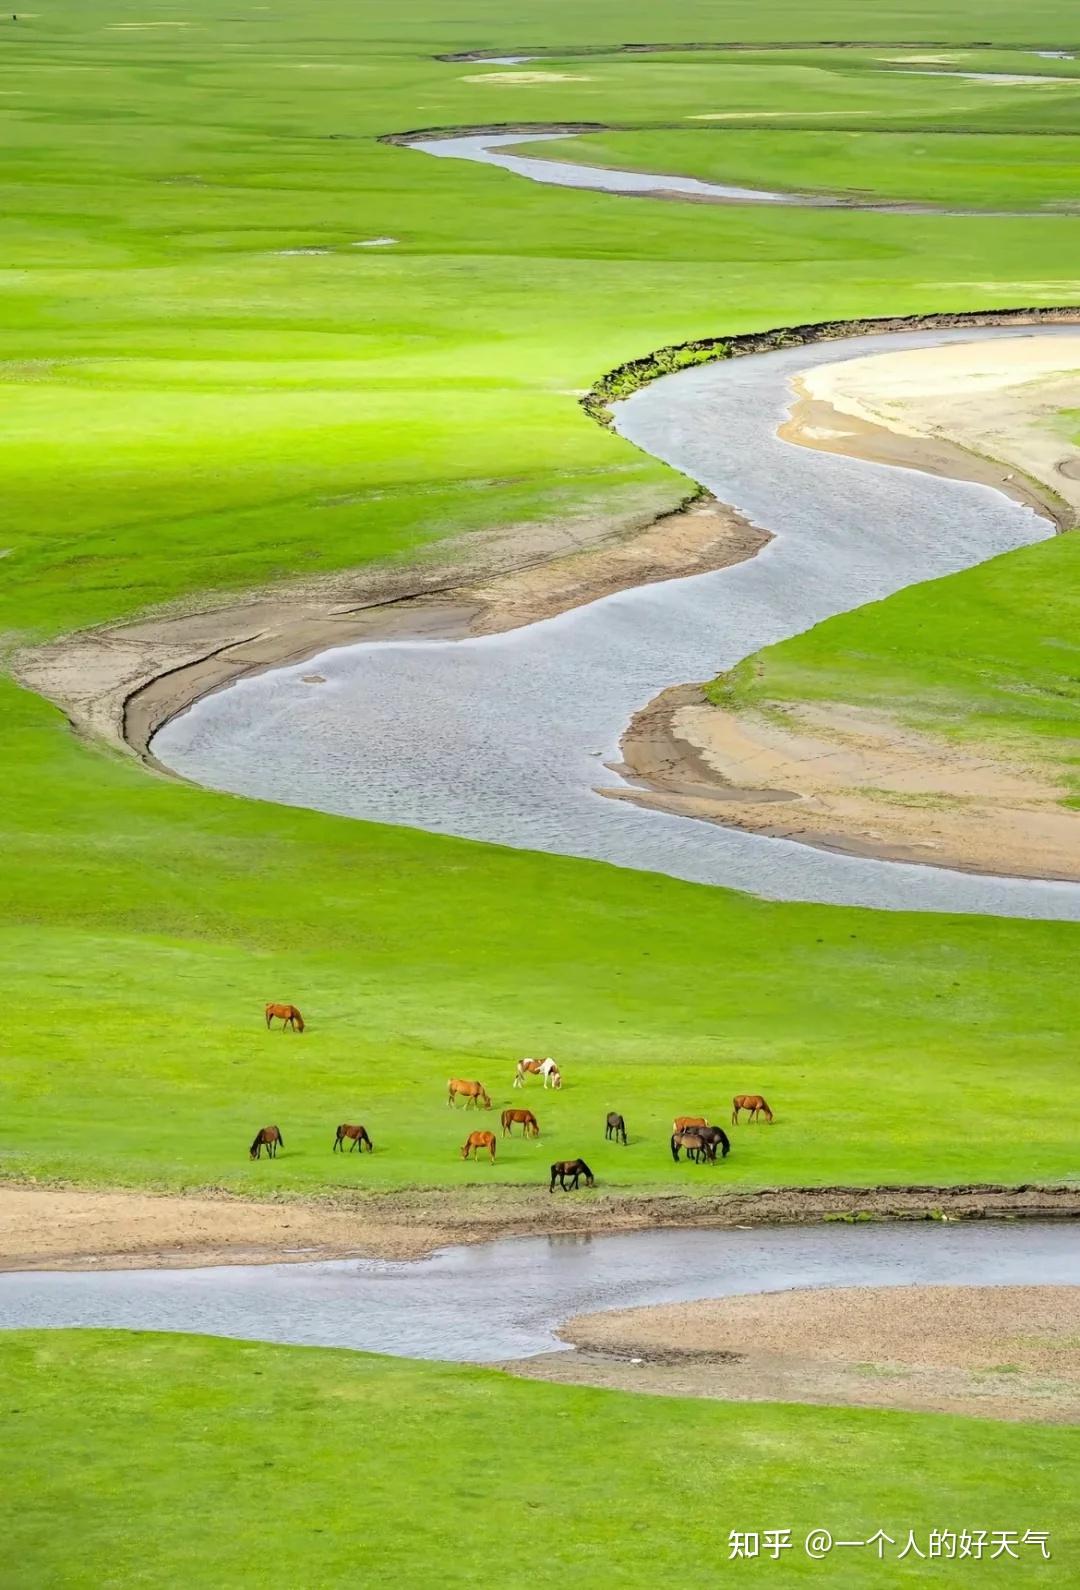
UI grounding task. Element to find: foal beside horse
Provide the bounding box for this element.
[249,1125,283,1160]
[501,1108,539,1138]
[333,1123,373,1153]
[265,1002,304,1032]
[605,1112,627,1145]
[461,1130,497,1163]
[549,1159,594,1192]
[732,1094,773,1124]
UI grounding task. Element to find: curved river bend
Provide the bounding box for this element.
[1,1222,1075,1363]
[405,128,1079,217]
[153,324,1080,921]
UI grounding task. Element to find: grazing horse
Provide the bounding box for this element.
[461,1130,497,1163]
[605,1111,627,1145]
[249,1125,283,1160]
[501,1108,539,1139]
[447,1078,491,1110]
[514,1057,562,1090]
[732,1094,773,1125]
[549,1158,594,1192]
[694,1124,730,1159]
[333,1123,373,1153]
[265,1002,304,1033]
[671,1130,713,1164]
[673,1115,707,1135]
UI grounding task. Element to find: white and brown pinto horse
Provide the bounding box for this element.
[514,1056,562,1090]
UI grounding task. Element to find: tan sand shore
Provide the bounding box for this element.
[2,1182,1076,1274]
[15,490,764,761]
[610,335,1080,880]
[509,1285,1080,1423]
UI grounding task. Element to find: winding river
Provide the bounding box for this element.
[153,322,1080,921]
[2,1223,1075,1362]
[405,128,1079,216]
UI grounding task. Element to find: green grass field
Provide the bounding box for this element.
[4,4,1080,1581]
[2,1331,1074,1587]
[708,535,1080,804]
[1,0,1079,1202]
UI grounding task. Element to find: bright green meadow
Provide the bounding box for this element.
[2,1330,1075,1588]
[1,0,1079,1201]
[3,4,1080,1583]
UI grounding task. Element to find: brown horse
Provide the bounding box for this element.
[265,1002,304,1033]
[501,1108,539,1139]
[673,1114,707,1135]
[249,1125,283,1160]
[333,1123,373,1153]
[461,1130,497,1163]
[605,1111,627,1145]
[732,1095,773,1124]
[549,1159,594,1192]
[447,1078,492,1110]
[671,1131,711,1164]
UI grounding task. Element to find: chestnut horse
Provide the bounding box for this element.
[265,1002,304,1033]
[501,1108,539,1139]
[673,1115,707,1134]
[550,1159,594,1192]
[447,1078,491,1110]
[605,1112,627,1145]
[461,1130,497,1163]
[249,1125,283,1160]
[732,1095,773,1124]
[333,1123,373,1153]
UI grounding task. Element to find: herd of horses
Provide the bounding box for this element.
[255,1004,774,1182]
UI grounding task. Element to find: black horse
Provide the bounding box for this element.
[695,1124,730,1160]
[604,1112,627,1145]
[550,1158,595,1192]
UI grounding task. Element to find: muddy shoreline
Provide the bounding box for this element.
[507,1284,1080,1423]
[1,1181,1076,1275]
[15,491,762,763]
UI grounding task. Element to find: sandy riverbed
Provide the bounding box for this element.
[15,491,761,760]
[613,336,1080,881]
[2,1183,1076,1273]
[510,1284,1080,1422]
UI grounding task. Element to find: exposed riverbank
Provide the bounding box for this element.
[16,490,761,761]
[611,331,1080,881]
[510,1284,1080,1422]
[2,1181,1076,1273]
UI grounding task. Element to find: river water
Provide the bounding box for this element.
[152,324,1080,921]
[2,1222,1075,1362]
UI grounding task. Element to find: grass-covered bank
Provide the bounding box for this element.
[1,1331,1074,1587]
[2,0,1079,1203]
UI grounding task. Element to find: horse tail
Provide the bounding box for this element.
[276,1129,284,1149]
[670,1134,680,1162]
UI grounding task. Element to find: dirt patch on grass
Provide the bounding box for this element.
[1,1182,1075,1274]
[510,1285,1080,1422]
[607,688,1080,882]
[15,492,762,762]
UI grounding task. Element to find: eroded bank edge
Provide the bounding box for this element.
[0,1180,1076,1274]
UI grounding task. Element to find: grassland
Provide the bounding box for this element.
[708,534,1080,805]
[1,0,1079,1207]
[2,1330,1075,1587]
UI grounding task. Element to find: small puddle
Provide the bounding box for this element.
[0,1221,1074,1363]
